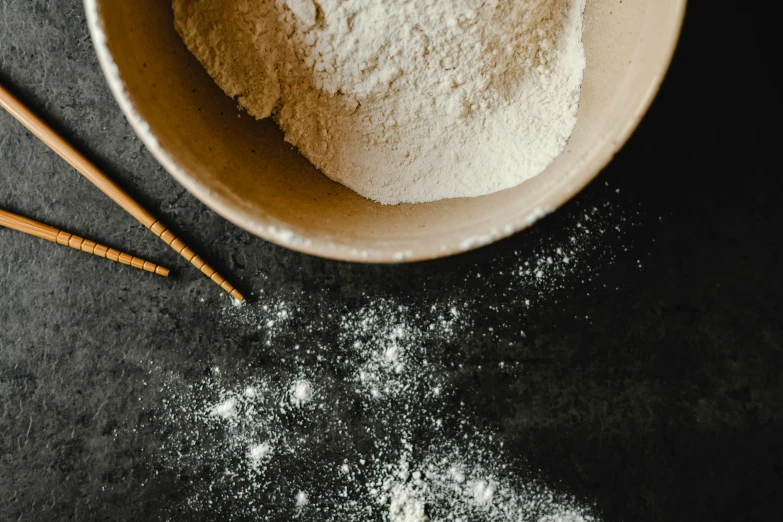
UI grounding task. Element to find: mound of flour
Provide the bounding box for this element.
[174,0,586,204]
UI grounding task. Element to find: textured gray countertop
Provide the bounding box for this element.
[1,2,781,521]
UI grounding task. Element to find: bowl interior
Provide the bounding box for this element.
[86,0,685,262]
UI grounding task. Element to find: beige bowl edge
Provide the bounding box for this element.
[84,0,686,264]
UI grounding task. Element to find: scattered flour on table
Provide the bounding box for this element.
[212,396,238,419]
[158,196,642,520]
[159,301,597,521]
[173,0,587,204]
[289,378,314,406]
[250,442,273,463]
[296,490,310,507]
[342,302,460,400]
[218,298,295,342]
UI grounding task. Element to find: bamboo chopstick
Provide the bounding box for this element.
[0,81,244,301]
[0,208,169,276]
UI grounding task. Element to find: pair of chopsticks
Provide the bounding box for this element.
[0,207,170,276]
[0,81,243,302]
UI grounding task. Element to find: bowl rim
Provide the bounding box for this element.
[84,0,687,264]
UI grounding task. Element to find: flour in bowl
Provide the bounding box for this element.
[173,0,586,204]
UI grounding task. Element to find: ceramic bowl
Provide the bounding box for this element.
[85,0,686,262]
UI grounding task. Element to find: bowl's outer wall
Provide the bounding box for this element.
[85,0,686,263]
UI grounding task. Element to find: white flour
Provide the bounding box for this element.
[212,396,238,419]
[157,194,642,521]
[289,378,314,406]
[160,301,598,521]
[296,490,310,507]
[250,441,273,462]
[173,0,586,204]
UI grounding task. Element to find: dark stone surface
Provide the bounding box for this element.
[1,1,781,521]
